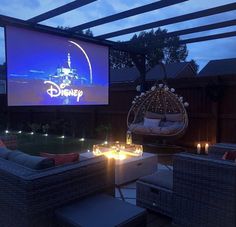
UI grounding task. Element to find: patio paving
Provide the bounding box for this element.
[115,163,173,227]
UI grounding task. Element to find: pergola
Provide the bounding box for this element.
[0,0,235,80]
[0,1,235,44]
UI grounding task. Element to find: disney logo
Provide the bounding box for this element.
[44,81,83,102]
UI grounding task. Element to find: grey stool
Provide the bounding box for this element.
[136,169,173,217]
[56,194,147,227]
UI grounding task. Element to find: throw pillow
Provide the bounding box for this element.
[144,117,161,128]
[40,152,79,166]
[165,113,183,122]
[222,151,236,161]
[145,111,164,119]
[0,139,6,148]
[8,150,55,170]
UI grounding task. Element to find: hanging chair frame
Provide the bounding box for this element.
[127,62,189,140]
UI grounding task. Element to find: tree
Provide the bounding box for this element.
[58,26,94,37]
[190,59,199,73]
[110,28,198,73]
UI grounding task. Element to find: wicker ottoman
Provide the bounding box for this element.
[55,194,147,227]
[136,169,173,217]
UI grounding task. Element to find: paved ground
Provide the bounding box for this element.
[115,164,173,227]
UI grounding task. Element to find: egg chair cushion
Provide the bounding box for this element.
[165,113,183,122]
[160,121,175,127]
[144,117,161,128]
[145,111,164,119]
[150,126,162,134]
[129,123,152,134]
[161,122,184,135]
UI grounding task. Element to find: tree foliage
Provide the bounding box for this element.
[75,28,94,37]
[58,26,94,37]
[57,26,198,72]
[110,29,197,72]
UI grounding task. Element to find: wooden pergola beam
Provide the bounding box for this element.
[28,0,97,23]
[164,19,236,38]
[97,2,236,39]
[180,31,236,44]
[70,0,188,31]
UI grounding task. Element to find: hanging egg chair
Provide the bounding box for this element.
[127,62,189,140]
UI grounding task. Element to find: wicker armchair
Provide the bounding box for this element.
[173,153,236,227]
[137,150,235,226]
[0,156,115,227]
[208,143,236,159]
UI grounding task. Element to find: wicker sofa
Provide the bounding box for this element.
[0,155,115,227]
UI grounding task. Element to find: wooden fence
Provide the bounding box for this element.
[1,74,236,147]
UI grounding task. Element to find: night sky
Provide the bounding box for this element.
[0,0,236,70]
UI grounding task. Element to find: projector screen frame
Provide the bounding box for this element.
[3,21,111,108]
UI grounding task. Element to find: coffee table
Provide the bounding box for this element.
[80,152,158,185]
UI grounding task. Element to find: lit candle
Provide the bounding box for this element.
[205,143,209,154]
[197,143,201,154]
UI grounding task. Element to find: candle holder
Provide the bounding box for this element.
[126,130,132,145]
[93,142,143,160]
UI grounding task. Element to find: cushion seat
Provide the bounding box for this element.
[138,169,173,190]
[130,121,184,135]
[7,150,55,170]
[136,169,173,217]
[56,194,147,227]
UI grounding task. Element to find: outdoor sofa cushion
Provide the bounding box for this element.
[55,194,147,227]
[0,147,12,159]
[41,152,79,165]
[222,151,236,161]
[139,169,173,190]
[0,135,17,149]
[8,150,55,170]
[209,143,236,159]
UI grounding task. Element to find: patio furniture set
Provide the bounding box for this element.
[0,138,235,227]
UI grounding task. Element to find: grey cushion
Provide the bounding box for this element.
[159,121,174,127]
[129,123,151,134]
[161,122,183,134]
[144,117,161,128]
[139,169,173,190]
[151,126,162,134]
[8,150,55,170]
[209,143,236,159]
[145,111,164,119]
[55,194,146,227]
[165,113,183,122]
[0,147,12,159]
